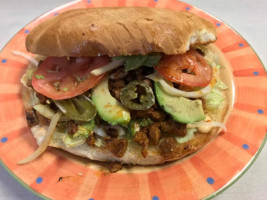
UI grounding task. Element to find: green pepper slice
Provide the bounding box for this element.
[120,80,155,110]
[53,95,96,121]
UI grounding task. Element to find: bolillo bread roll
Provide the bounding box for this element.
[26,7,216,57]
[20,7,231,167]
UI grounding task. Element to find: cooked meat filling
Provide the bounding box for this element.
[141,147,148,158]
[25,107,38,127]
[106,128,119,138]
[134,128,149,147]
[108,162,123,173]
[148,124,161,145]
[159,137,180,160]
[67,121,78,135]
[86,133,96,146]
[105,138,128,158]
[160,120,187,137]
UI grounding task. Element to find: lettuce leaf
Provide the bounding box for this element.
[63,134,87,148]
[112,53,161,71]
[73,120,95,138]
[203,81,228,111]
[128,118,153,135]
[63,120,95,148]
[95,138,105,148]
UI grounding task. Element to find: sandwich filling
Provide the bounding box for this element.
[20,45,228,166]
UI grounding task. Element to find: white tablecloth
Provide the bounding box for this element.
[0,0,266,199]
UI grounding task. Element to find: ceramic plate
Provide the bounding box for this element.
[0,0,267,199]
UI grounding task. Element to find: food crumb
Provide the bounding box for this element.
[58,177,63,182]
[108,162,123,173]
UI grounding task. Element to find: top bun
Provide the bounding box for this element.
[26,7,216,57]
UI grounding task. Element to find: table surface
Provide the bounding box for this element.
[0,0,266,199]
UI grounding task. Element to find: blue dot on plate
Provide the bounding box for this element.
[207,177,215,185]
[87,0,91,3]
[253,71,259,76]
[242,144,249,150]
[88,198,94,200]
[35,177,43,184]
[54,12,58,16]
[239,43,244,47]
[24,30,29,34]
[186,7,190,10]
[1,59,7,63]
[1,137,8,143]
[257,109,264,114]
[152,196,159,200]
[216,23,221,26]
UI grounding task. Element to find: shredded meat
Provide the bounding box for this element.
[106,128,119,138]
[86,133,96,146]
[134,127,149,147]
[67,121,78,135]
[25,107,38,127]
[160,120,187,137]
[108,162,123,173]
[159,137,179,159]
[105,138,128,158]
[148,124,161,145]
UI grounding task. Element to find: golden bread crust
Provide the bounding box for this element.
[26,7,216,57]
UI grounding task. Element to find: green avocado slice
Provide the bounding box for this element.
[92,78,131,126]
[154,82,205,124]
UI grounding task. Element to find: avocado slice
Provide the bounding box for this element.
[92,78,131,126]
[154,82,205,124]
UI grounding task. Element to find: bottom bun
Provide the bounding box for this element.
[29,95,228,165]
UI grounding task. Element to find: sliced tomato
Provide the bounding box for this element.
[155,50,212,87]
[32,56,110,99]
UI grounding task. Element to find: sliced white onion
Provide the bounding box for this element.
[93,125,126,137]
[53,101,67,114]
[146,72,162,82]
[158,79,211,98]
[12,51,38,67]
[18,112,62,164]
[91,59,125,76]
[146,72,211,98]
[93,126,107,137]
[187,122,227,132]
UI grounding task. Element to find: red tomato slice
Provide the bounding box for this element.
[155,50,212,87]
[32,56,110,99]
